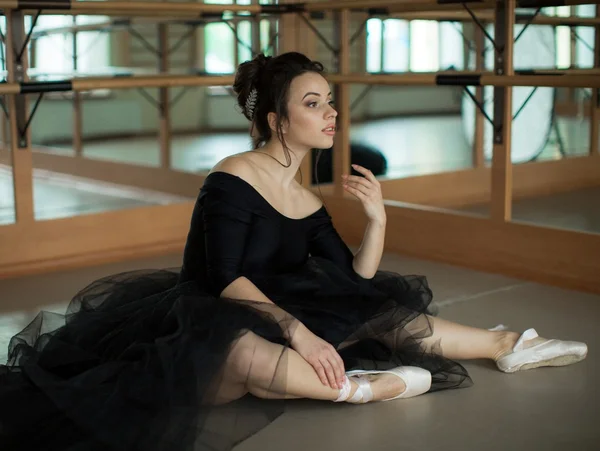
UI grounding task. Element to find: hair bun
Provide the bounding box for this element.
[253,54,271,74]
[233,53,272,121]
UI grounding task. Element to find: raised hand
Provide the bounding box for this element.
[342,164,386,225]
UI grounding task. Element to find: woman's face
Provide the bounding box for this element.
[278,72,337,150]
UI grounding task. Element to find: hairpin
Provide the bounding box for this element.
[245,87,258,120]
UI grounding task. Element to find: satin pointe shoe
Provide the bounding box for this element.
[334,366,432,404]
[496,328,588,373]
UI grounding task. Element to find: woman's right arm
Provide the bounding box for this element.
[221,276,346,391]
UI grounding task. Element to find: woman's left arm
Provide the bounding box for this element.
[342,164,387,279]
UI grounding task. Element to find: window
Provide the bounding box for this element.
[366,19,383,72]
[205,21,236,74]
[575,4,596,68]
[439,22,465,70]
[410,21,439,72]
[0,15,110,80]
[542,5,597,69]
[204,0,273,74]
[32,15,111,75]
[383,20,409,72]
[204,0,236,74]
[366,18,464,73]
[544,6,572,68]
[260,19,275,55]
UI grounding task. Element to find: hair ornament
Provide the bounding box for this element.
[245,87,258,120]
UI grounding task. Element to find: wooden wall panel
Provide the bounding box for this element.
[0,202,194,279]
[379,156,600,208]
[327,197,600,295]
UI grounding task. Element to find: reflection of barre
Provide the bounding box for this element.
[0,67,222,80]
[0,75,234,95]
[327,73,600,88]
[30,16,269,39]
[24,13,600,34]
[0,67,158,80]
[2,0,593,16]
[303,0,594,13]
[0,1,261,15]
[3,67,596,80]
[389,11,600,27]
[1,71,599,96]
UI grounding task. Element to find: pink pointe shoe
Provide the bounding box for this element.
[496,328,588,373]
[334,366,432,404]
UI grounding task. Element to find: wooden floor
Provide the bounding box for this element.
[0,248,597,450]
[0,115,596,233]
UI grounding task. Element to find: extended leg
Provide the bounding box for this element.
[207,331,406,405]
[382,314,520,361]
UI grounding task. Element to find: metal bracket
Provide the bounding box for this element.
[127,26,161,56]
[13,10,41,65]
[135,85,195,112]
[169,25,198,55]
[463,87,494,127]
[464,4,542,58]
[512,86,538,120]
[16,92,44,146]
[0,96,8,118]
[298,13,338,54]
[350,85,373,113]
[224,21,259,57]
[296,9,369,58]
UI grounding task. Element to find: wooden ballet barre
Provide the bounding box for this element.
[29,16,253,39]
[2,70,600,96]
[0,82,20,95]
[30,21,114,38]
[388,11,600,27]
[326,73,600,88]
[305,0,595,13]
[1,0,595,16]
[515,68,600,75]
[0,74,236,95]
[0,1,261,15]
[0,67,159,79]
[3,67,596,84]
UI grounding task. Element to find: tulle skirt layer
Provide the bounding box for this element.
[0,257,472,451]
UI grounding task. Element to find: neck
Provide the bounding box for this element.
[256,139,310,188]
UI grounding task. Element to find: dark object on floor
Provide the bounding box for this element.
[311,143,388,184]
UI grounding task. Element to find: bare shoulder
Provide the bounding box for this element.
[208,152,260,184]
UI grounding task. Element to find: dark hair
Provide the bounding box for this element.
[233,51,327,182]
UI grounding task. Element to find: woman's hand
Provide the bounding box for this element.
[342,164,386,225]
[290,324,346,390]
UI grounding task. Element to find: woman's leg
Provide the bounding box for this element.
[208,331,406,405]
[382,314,520,361]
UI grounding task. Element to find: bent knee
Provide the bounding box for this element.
[227,331,284,380]
[227,331,261,378]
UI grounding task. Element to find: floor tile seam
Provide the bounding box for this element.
[436,282,532,309]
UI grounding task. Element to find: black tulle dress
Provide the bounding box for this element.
[0,171,472,451]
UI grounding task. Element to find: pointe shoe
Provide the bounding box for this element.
[496,328,588,373]
[335,366,432,404]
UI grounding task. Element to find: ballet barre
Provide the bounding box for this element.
[0,0,595,16]
[2,69,600,96]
